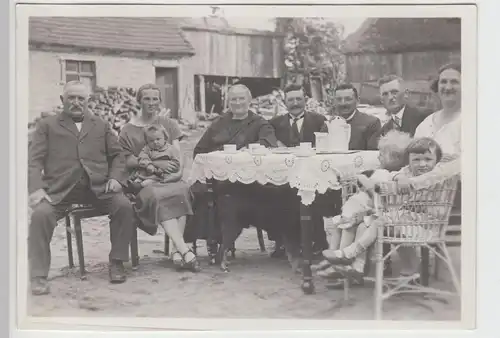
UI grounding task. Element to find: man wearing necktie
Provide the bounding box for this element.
[374,75,430,141]
[268,85,329,259]
[28,81,135,295]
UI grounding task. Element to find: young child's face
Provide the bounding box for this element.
[408,150,437,176]
[146,130,167,150]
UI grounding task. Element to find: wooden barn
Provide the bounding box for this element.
[180,17,285,114]
[343,18,461,111]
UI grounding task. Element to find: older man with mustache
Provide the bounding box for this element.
[28,81,135,295]
[374,75,430,140]
[269,84,330,259]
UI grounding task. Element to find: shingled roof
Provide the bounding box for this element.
[343,18,461,54]
[29,17,195,57]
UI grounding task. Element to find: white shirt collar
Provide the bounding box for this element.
[345,110,357,122]
[289,112,305,120]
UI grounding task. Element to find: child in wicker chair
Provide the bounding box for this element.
[319,137,444,283]
[313,130,412,278]
[127,124,181,193]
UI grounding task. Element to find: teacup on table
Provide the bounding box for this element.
[296,142,315,157]
[252,145,269,155]
[248,143,261,152]
[223,144,237,153]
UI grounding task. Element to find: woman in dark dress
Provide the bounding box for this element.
[185,84,279,264]
[119,84,200,272]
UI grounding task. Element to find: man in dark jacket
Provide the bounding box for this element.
[270,85,327,148]
[332,83,381,150]
[268,85,330,259]
[28,81,135,295]
[374,74,430,140]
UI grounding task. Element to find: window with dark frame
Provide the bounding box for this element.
[65,60,96,91]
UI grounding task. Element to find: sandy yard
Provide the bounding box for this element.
[27,127,461,321]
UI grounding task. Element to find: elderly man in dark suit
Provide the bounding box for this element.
[268,85,330,259]
[28,81,135,295]
[332,83,381,150]
[375,75,429,139]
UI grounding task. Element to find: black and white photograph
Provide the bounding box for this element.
[13,2,477,331]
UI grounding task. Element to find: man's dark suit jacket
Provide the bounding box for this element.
[269,111,327,147]
[376,105,430,139]
[28,112,127,205]
[347,110,381,150]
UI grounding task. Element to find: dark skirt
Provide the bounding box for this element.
[134,180,193,236]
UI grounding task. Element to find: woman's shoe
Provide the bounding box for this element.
[322,249,355,265]
[171,251,184,270]
[182,250,201,273]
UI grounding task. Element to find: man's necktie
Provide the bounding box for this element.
[291,117,301,145]
[393,116,401,129]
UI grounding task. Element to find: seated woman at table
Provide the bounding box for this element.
[313,130,412,279]
[119,83,200,272]
[319,137,445,283]
[184,84,279,263]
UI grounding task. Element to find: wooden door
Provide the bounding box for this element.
[155,67,179,118]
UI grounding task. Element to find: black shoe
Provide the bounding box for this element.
[109,260,127,284]
[31,277,50,295]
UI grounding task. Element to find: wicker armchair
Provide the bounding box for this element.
[372,175,460,319]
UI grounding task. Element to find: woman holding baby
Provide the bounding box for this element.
[316,62,462,286]
[118,83,201,272]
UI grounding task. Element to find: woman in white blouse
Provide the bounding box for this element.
[398,63,462,190]
[414,63,461,159]
[389,63,462,281]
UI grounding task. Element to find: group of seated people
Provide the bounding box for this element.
[27,62,461,296]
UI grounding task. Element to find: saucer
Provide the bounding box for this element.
[295,150,315,157]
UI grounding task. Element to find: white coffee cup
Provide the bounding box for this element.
[248,143,261,151]
[224,144,237,153]
[300,142,312,150]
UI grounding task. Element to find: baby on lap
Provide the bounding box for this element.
[128,124,181,192]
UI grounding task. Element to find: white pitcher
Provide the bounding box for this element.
[314,132,330,152]
[325,116,351,151]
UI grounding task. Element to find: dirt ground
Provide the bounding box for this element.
[27,127,461,321]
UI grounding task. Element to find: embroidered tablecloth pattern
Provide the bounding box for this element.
[189,151,380,205]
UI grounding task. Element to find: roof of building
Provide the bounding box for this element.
[343,18,461,54]
[181,17,284,37]
[29,17,195,56]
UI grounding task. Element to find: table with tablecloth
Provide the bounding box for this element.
[189,149,380,293]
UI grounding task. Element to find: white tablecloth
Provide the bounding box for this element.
[189,150,380,205]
